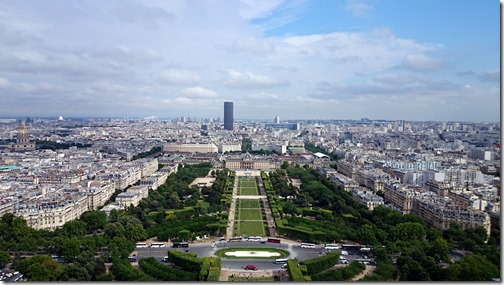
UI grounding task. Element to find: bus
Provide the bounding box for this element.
[359,247,371,253]
[341,244,362,251]
[267,238,281,244]
[300,243,316,248]
[229,237,243,242]
[324,244,341,250]
[274,258,288,264]
[172,242,189,248]
[247,236,262,242]
[136,243,148,248]
[150,242,165,248]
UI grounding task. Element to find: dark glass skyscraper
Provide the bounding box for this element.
[224,101,233,130]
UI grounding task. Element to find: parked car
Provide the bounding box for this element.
[243,265,258,271]
[281,264,288,269]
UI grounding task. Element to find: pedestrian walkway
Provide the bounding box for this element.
[226,176,239,239]
[257,174,277,237]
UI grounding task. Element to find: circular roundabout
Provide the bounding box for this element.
[215,247,290,259]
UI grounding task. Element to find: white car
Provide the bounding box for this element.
[340,250,349,255]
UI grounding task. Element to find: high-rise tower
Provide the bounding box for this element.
[224,102,234,130]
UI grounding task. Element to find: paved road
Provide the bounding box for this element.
[133,241,328,265]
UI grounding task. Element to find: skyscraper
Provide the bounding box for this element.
[224,101,233,130]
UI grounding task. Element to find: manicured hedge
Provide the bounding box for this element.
[287,259,305,281]
[300,252,340,275]
[138,257,196,281]
[167,250,202,274]
[167,250,222,281]
[276,225,327,242]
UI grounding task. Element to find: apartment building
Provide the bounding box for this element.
[412,197,491,236]
[355,169,389,192]
[86,180,115,210]
[337,160,359,180]
[15,193,88,231]
[383,183,424,214]
[349,187,384,211]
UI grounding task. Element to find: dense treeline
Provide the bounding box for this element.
[132,146,162,160]
[269,165,500,281]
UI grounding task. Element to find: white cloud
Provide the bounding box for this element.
[345,1,373,18]
[232,37,275,54]
[0,76,9,87]
[158,68,200,85]
[238,0,285,20]
[222,70,288,88]
[181,86,217,98]
[402,54,446,71]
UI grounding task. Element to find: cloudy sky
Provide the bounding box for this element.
[0,0,499,121]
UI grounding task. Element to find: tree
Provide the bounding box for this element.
[59,263,91,281]
[357,224,378,246]
[449,253,500,281]
[427,237,451,262]
[61,220,87,237]
[61,237,81,261]
[109,209,119,223]
[281,161,290,169]
[105,222,125,238]
[124,223,147,241]
[25,262,57,281]
[0,250,10,268]
[394,222,426,242]
[81,211,107,232]
[178,230,191,241]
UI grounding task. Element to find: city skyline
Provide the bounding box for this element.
[0,0,500,122]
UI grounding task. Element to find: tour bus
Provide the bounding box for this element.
[267,237,281,244]
[172,242,189,248]
[150,242,165,248]
[229,237,243,242]
[136,242,148,248]
[324,244,341,250]
[341,244,362,251]
[300,243,316,248]
[274,258,288,264]
[359,247,371,253]
[247,236,262,242]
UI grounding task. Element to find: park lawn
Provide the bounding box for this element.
[239,187,258,195]
[234,220,265,236]
[239,180,257,188]
[237,208,263,220]
[238,199,261,209]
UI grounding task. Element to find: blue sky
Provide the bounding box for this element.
[0,0,499,121]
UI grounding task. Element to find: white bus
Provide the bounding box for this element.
[324,244,341,250]
[247,236,262,242]
[300,243,316,248]
[136,243,148,248]
[274,258,288,264]
[150,243,165,248]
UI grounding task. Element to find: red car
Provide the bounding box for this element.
[243,265,258,271]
